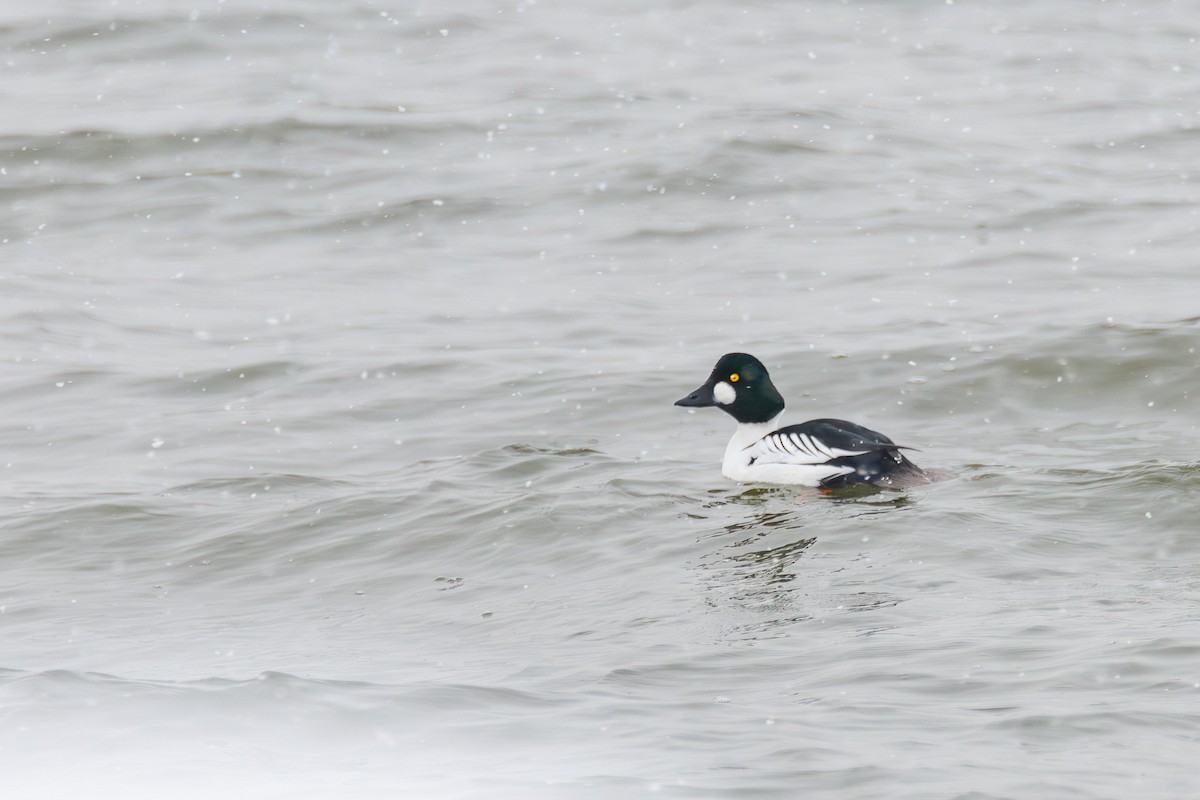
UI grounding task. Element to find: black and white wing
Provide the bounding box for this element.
[745,418,927,489]
[745,418,899,467]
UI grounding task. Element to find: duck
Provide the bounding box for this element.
[675,352,926,489]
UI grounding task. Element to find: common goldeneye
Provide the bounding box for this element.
[675,352,926,489]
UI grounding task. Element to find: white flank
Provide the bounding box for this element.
[717,419,872,486]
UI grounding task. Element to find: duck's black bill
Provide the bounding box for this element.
[675,383,717,407]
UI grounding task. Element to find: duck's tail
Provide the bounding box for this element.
[819,447,931,491]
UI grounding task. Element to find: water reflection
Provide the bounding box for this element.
[694,492,815,621]
[726,530,817,586]
[692,486,913,639]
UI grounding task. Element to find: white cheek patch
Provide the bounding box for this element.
[713,381,737,405]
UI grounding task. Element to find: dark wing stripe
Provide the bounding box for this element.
[789,433,815,460]
[804,435,825,460]
[774,432,823,462]
[797,433,820,459]
[809,434,836,459]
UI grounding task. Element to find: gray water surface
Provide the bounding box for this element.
[2,1,1199,798]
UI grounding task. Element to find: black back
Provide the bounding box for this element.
[778,419,923,489]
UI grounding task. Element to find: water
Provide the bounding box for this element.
[2,0,1199,797]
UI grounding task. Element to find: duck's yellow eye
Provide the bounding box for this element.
[730,373,740,382]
